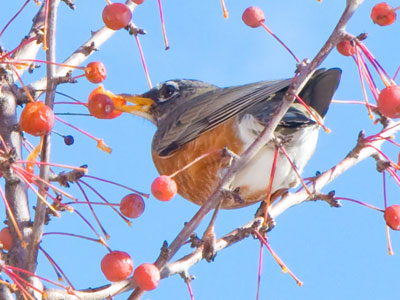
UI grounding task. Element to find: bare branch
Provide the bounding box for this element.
[28,0,60,280]
[272,120,399,217]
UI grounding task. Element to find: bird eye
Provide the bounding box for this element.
[160,83,178,100]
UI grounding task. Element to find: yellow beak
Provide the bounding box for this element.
[115,94,155,115]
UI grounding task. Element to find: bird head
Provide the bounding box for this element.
[119,79,218,126]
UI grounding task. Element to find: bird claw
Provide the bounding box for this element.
[222,187,244,204]
[255,201,276,232]
[202,230,217,262]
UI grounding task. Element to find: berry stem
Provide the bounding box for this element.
[334,197,383,212]
[70,74,86,81]
[157,0,169,50]
[78,180,132,225]
[0,0,30,40]
[83,175,149,198]
[12,165,77,201]
[356,41,394,87]
[387,138,400,148]
[294,94,331,132]
[382,172,394,255]
[72,208,111,252]
[0,186,23,241]
[169,149,221,178]
[387,167,400,188]
[278,144,313,197]
[43,0,49,50]
[14,160,87,172]
[11,66,35,102]
[43,231,104,244]
[354,47,374,119]
[0,36,37,60]
[13,167,61,217]
[382,172,387,209]
[264,146,279,207]
[39,246,76,289]
[76,181,110,239]
[260,23,300,63]
[365,144,399,171]
[256,240,263,300]
[393,64,400,81]
[134,35,153,89]
[5,264,71,291]
[385,225,394,255]
[254,230,303,286]
[392,6,400,12]
[55,116,112,154]
[9,58,85,70]
[354,52,379,101]
[331,99,377,107]
[53,101,86,105]
[2,268,39,300]
[221,0,229,19]
[185,279,195,300]
[67,201,119,206]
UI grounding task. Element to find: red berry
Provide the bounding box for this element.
[384,205,400,230]
[336,40,356,56]
[242,6,265,28]
[371,2,396,26]
[133,263,160,291]
[101,250,133,282]
[20,101,55,136]
[102,3,132,30]
[88,86,126,119]
[377,85,400,118]
[0,227,13,251]
[88,93,115,119]
[132,0,145,4]
[151,175,177,201]
[120,194,145,218]
[85,62,107,84]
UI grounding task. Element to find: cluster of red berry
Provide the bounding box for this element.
[336,3,400,119]
[101,250,160,290]
[18,61,109,136]
[101,191,160,288]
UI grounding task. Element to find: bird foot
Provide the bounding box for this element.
[255,201,276,232]
[202,226,217,262]
[222,187,245,204]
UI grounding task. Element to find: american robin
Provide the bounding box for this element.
[121,68,341,209]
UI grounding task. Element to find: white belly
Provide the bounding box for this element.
[229,114,319,199]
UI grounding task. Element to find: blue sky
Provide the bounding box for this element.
[1,1,400,299]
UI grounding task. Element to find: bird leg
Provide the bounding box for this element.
[202,201,222,262]
[255,188,288,231]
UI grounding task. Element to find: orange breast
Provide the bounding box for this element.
[152,118,245,208]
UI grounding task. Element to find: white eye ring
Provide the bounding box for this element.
[159,81,179,101]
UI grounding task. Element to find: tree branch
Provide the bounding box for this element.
[28,1,60,282]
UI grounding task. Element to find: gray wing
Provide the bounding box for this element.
[153,79,292,156]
